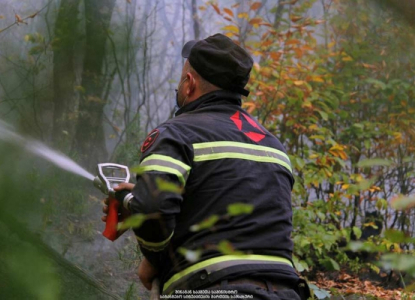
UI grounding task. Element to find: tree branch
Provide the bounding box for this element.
[0,1,53,34]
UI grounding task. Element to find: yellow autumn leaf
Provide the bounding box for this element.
[252,50,263,57]
[238,12,248,19]
[338,151,348,160]
[342,56,353,61]
[260,67,272,76]
[311,76,324,83]
[222,25,239,33]
[293,80,305,86]
[342,184,349,190]
[323,168,332,177]
[302,101,312,108]
[328,41,335,48]
[330,144,345,151]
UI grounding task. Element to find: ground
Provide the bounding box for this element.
[311,269,414,300]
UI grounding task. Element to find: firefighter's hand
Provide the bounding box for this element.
[101,182,134,221]
[138,257,159,290]
[114,182,135,192]
[101,197,131,222]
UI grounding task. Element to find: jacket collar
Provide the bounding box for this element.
[175,90,242,117]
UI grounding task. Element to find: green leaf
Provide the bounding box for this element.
[391,194,415,210]
[309,284,331,299]
[309,135,325,140]
[190,215,220,232]
[384,229,415,243]
[380,253,415,277]
[217,240,244,255]
[366,78,387,90]
[155,177,183,194]
[320,258,340,271]
[357,158,393,167]
[117,214,147,230]
[227,203,254,217]
[316,211,326,221]
[4,247,60,300]
[376,198,388,210]
[352,226,362,239]
[129,165,146,175]
[29,45,44,55]
[368,263,380,274]
[293,255,309,272]
[317,110,328,121]
[347,241,378,252]
[295,157,305,169]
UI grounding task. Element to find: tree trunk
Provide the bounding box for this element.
[72,0,116,170]
[52,0,81,150]
[191,0,201,39]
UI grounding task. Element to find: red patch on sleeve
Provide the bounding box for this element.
[141,129,160,153]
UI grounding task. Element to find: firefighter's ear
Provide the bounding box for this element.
[186,74,196,95]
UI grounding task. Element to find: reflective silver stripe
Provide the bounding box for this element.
[163,254,293,294]
[140,154,191,185]
[192,141,292,173]
[123,193,134,210]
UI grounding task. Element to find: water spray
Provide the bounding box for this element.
[0,120,129,241]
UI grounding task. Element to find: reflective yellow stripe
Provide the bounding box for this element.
[192,141,292,173]
[194,153,292,173]
[193,141,288,158]
[136,231,174,252]
[163,254,292,293]
[141,154,191,172]
[139,165,187,185]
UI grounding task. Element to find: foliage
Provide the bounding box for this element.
[213,0,415,290]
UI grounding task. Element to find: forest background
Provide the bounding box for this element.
[0,0,415,299]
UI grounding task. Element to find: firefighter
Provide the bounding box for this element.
[102,33,310,300]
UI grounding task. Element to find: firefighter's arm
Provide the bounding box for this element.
[128,172,182,270]
[129,124,192,269]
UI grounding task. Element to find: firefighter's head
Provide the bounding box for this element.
[176,33,253,108]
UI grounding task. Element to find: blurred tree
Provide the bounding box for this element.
[52,0,81,149]
[72,0,116,169]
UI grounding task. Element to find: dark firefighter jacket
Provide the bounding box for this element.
[128,90,298,294]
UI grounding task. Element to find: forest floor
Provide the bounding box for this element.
[311,269,415,299]
[44,193,148,299]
